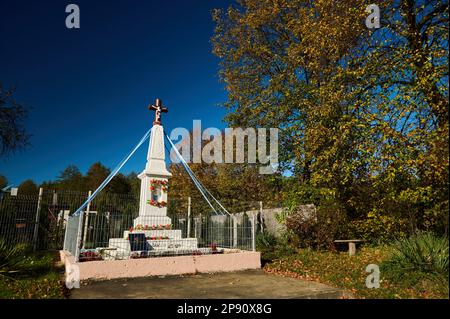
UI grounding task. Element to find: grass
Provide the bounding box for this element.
[0,250,68,299]
[263,246,449,299]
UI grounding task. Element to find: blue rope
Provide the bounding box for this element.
[71,128,152,217]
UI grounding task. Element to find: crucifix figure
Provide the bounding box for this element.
[148,98,168,125]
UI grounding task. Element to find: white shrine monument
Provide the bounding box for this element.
[107,99,198,259]
[61,98,260,280]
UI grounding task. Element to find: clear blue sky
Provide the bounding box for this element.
[0,0,233,185]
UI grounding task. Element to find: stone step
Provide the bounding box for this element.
[133,216,172,228]
[123,229,182,240]
[106,237,199,260]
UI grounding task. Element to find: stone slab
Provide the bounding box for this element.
[133,216,172,228]
[69,269,349,299]
[123,229,182,239]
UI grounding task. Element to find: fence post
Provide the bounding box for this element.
[233,215,238,248]
[259,201,264,233]
[32,188,44,251]
[187,197,191,238]
[63,218,69,251]
[252,213,256,251]
[82,190,92,249]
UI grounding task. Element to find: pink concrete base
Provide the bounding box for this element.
[60,250,261,281]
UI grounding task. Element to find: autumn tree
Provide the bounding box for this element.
[212,0,448,232]
[168,131,283,215]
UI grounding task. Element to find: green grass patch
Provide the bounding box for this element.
[0,251,67,299]
[264,246,449,299]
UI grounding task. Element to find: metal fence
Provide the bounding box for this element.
[0,189,139,251]
[0,192,39,247]
[75,212,256,262]
[1,189,271,261]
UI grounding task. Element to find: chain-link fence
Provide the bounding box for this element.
[0,192,39,247]
[75,212,257,262]
[1,189,281,261]
[0,189,139,251]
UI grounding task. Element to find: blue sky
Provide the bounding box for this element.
[0,0,233,185]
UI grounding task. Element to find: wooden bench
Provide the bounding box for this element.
[334,239,363,256]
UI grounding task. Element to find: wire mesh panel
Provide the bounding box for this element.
[64,214,81,258]
[0,193,38,247]
[73,211,256,262]
[1,188,265,260]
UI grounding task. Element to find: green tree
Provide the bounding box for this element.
[57,165,86,191]
[126,172,141,197]
[18,179,38,195]
[108,173,132,194]
[85,162,110,191]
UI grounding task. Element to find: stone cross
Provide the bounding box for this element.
[148,98,168,125]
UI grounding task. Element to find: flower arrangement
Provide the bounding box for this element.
[150,179,169,192]
[147,199,167,207]
[79,250,102,262]
[208,243,223,254]
[146,236,170,240]
[129,224,172,232]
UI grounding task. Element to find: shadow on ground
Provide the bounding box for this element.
[69,269,347,299]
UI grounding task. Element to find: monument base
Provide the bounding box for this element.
[61,249,261,281]
[133,216,172,228]
[103,213,199,260]
[106,237,199,260]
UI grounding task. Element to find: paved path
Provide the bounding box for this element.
[70,269,346,299]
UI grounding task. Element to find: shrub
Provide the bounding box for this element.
[256,232,277,251]
[256,231,295,263]
[347,211,408,244]
[385,232,449,274]
[0,240,28,276]
[285,203,347,249]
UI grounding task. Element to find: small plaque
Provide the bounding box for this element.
[129,233,149,251]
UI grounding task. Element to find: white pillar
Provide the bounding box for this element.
[33,188,44,251]
[233,215,238,248]
[82,190,92,249]
[251,213,256,251]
